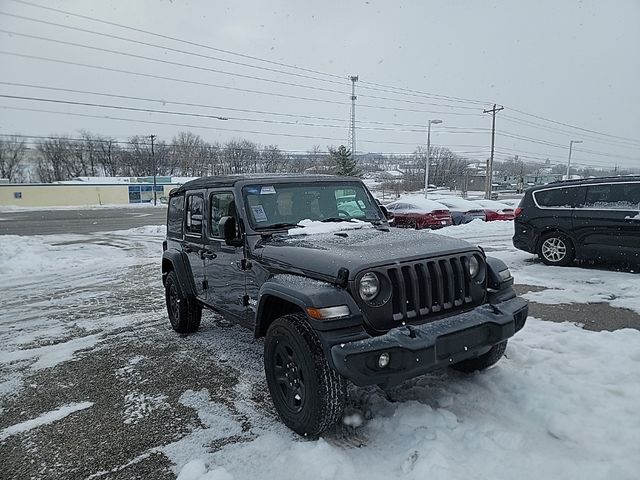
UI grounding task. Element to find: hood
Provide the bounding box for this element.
[253,227,478,282]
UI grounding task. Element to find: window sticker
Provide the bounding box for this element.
[251,205,268,222]
[260,185,276,195]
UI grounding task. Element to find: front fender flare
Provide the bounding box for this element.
[255,277,363,337]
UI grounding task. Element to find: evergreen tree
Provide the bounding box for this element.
[329,145,361,177]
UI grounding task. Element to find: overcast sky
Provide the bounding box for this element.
[0,0,639,169]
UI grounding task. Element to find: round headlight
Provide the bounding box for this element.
[359,272,380,301]
[468,256,480,278]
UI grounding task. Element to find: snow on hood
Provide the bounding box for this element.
[287,219,374,236]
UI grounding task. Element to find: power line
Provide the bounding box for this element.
[0,28,350,98]
[500,114,640,150]
[0,51,483,118]
[6,0,345,80]
[2,1,490,107]
[506,107,640,145]
[0,93,492,135]
[497,131,640,162]
[0,11,350,88]
[0,80,493,130]
[6,0,635,144]
[2,105,491,147]
[0,27,483,112]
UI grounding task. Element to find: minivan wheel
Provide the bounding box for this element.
[537,232,575,266]
[165,271,202,333]
[264,313,346,437]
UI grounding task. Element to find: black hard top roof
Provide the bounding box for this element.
[529,175,640,191]
[171,174,363,195]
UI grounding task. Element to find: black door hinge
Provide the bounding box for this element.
[202,280,208,290]
[242,295,250,306]
[241,259,252,270]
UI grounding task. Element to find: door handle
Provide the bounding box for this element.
[201,250,217,260]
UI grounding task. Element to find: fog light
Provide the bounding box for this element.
[378,352,390,368]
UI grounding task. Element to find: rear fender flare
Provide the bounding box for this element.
[162,250,197,298]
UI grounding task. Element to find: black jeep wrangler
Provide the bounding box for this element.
[162,175,528,436]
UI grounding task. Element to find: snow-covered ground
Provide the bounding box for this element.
[0,202,167,213]
[1,221,639,479]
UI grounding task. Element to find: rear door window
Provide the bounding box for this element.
[580,183,640,210]
[167,195,184,238]
[534,187,579,208]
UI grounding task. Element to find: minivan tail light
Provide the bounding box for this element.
[514,207,522,217]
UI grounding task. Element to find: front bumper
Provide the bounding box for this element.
[330,296,528,387]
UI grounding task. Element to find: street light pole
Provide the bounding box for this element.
[424,119,442,198]
[150,134,157,206]
[566,140,583,179]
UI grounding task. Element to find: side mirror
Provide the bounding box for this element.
[379,205,394,221]
[219,216,243,247]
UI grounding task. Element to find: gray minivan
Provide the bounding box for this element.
[513,176,640,265]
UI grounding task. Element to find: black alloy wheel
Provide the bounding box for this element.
[264,313,346,437]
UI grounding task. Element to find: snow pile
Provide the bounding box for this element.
[287,219,373,236]
[174,319,640,480]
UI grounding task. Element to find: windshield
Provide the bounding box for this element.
[243,181,382,229]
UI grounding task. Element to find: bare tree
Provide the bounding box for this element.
[202,141,222,176]
[222,139,259,174]
[170,131,207,176]
[94,136,122,177]
[0,135,27,182]
[261,145,286,173]
[36,137,75,182]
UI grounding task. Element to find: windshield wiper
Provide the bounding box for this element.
[320,217,355,223]
[256,222,302,230]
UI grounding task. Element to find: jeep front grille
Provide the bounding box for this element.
[385,256,474,322]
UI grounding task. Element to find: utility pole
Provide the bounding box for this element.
[483,104,504,199]
[349,75,358,161]
[566,140,582,180]
[424,119,443,198]
[150,134,157,206]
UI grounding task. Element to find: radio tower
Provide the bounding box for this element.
[348,75,359,160]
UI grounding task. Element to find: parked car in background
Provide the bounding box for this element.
[430,196,486,225]
[513,176,640,266]
[474,199,516,221]
[385,196,452,229]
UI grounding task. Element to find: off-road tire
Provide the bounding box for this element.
[537,232,575,266]
[165,271,201,334]
[264,313,346,437]
[450,340,507,373]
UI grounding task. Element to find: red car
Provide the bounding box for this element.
[474,199,516,221]
[385,197,453,229]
